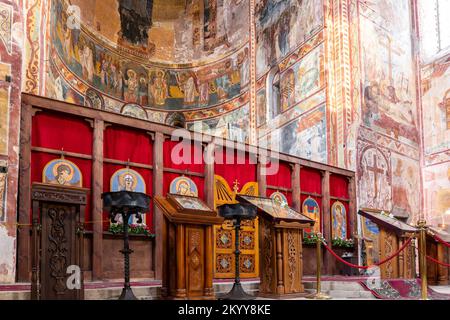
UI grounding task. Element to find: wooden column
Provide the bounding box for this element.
[321,171,331,275]
[291,164,301,212]
[204,142,215,208]
[92,119,104,280]
[153,132,164,280]
[437,244,448,285]
[204,225,214,296]
[17,104,33,282]
[276,228,284,294]
[176,225,186,298]
[257,155,267,197]
[348,176,357,236]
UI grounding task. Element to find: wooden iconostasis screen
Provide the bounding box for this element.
[31,110,155,231]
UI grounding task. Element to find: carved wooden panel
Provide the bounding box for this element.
[259,218,275,294]
[379,229,399,279]
[282,229,303,294]
[40,203,78,300]
[185,226,205,297]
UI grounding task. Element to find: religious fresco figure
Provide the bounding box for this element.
[80,42,94,83]
[110,168,147,224]
[331,201,347,239]
[124,69,138,103]
[43,158,83,187]
[150,70,168,106]
[170,176,199,197]
[280,69,295,111]
[302,197,321,234]
[178,72,198,105]
[117,0,153,47]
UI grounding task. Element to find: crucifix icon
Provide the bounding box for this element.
[367,153,385,199]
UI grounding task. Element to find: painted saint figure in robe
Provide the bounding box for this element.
[43,159,83,187]
[302,197,320,234]
[170,176,199,197]
[110,168,147,224]
[331,201,347,239]
[280,69,295,111]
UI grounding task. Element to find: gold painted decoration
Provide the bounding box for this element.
[302,196,321,234]
[213,175,259,279]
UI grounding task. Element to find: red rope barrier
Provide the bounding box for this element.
[322,237,413,270]
[426,255,450,268]
[433,234,450,249]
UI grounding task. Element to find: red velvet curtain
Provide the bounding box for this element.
[162,140,205,198]
[214,148,257,189]
[104,125,153,164]
[32,111,93,155]
[266,161,292,205]
[330,174,349,199]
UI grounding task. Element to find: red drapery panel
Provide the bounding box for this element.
[266,161,292,205]
[31,152,92,226]
[103,163,153,231]
[330,174,349,199]
[104,125,153,164]
[32,111,93,155]
[162,140,205,199]
[163,140,204,173]
[214,148,257,189]
[300,167,322,194]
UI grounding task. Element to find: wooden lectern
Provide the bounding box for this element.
[359,209,417,279]
[155,193,224,299]
[427,226,450,285]
[237,195,314,298]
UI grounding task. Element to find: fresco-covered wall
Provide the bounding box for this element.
[35,0,252,142]
[420,52,450,227]
[353,0,422,223]
[0,0,23,283]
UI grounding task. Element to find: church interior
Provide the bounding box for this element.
[0,0,449,300]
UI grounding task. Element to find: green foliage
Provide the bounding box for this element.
[331,237,354,248]
[109,223,155,238]
[302,232,325,245]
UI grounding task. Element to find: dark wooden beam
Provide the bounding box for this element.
[153,132,164,280]
[103,158,153,170]
[17,103,32,282]
[92,119,104,280]
[31,146,92,160]
[322,171,331,275]
[291,164,301,212]
[204,142,215,208]
[257,155,267,197]
[163,167,205,178]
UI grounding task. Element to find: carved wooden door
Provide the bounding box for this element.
[40,202,79,300]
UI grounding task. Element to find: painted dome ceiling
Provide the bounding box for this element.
[67,0,249,65]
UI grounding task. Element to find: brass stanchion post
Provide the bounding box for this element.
[307,233,331,300]
[417,220,428,300]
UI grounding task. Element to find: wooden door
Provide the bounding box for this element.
[40,202,80,300]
